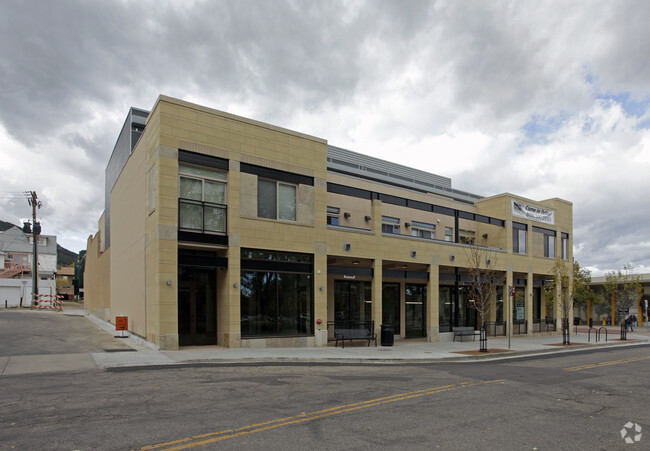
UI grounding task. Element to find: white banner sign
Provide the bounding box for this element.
[511,199,555,225]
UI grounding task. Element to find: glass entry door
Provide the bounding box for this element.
[405,284,426,338]
[334,281,372,321]
[382,283,401,334]
[178,266,217,346]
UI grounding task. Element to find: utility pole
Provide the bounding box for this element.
[27,191,42,307]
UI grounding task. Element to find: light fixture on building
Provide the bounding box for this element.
[233,283,239,288]
[352,260,360,265]
[365,215,372,221]
[344,243,351,251]
[405,222,411,228]
[166,280,172,286]
[449,255,455,262]
[344,212,351,218]
[410,250,416,258]
[482,233,488,239]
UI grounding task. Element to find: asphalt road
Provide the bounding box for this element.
[1,343,649,450]
[0,308,131,356]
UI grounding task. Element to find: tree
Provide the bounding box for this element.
[592,289,610,323]
[571,262,592,320]
[544,260,591,344]
[604,264,642,325]
[464,242,503,351]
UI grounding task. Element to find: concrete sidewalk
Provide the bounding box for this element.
[2,308,649,376]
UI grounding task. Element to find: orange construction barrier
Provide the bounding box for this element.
[32,294,64,311]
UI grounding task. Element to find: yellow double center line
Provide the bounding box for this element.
[141,379,503,450]
[565,354,650,372]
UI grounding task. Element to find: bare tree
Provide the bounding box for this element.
[464,242,503,351]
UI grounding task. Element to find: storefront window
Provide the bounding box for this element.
[240,250,313,337]
[513,287,526,323]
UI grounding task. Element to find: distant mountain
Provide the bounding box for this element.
[1,220,79,267]
[0,219,14,232]
[57,245,79,267]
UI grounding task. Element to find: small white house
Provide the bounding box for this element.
[0,225,57,307]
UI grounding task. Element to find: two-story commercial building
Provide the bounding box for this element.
[84,95,573,350]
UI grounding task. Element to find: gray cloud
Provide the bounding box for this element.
[0,0,649,276]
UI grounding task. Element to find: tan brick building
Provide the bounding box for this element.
[84,95,573,350]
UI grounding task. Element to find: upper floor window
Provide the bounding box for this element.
[411,221,435,239]
[28,237,47,246]
[444,227,453,242]
[327,206,340,225]
[561,233,569,260]
[544,234,556,258]
[382,216,400,234]
[513,222,527,254]
[179,163,227,232]
[258,179,296,221]
[459,229,475,245]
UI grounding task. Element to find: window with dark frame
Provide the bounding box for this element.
[258,178,297,221]
[179,163,227,233]
[381,216,400,234]
[513,222,527,254]
[459,229,476,245]
[410,221,435,239]
[544,234,556,258]
[327,206,340,225]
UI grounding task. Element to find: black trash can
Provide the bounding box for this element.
[381,324,394,346]
[573,317,580,326]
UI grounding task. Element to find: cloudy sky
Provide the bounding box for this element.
[1,0,649,276]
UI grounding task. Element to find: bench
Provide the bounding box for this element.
[328,320,377,349]
[452,326,480,342]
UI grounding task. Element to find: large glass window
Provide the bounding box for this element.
[240,250,313,337]
[240,271,312,336]
[258,179,296,221]
[561,233,569,260]
[445,227,453,242]
[179,164,226,233]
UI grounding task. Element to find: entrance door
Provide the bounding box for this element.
[334,281,372,321]
[405,283,426,338]
[178,267,217,346]
[459,286,477,329]
[382,282,401,334]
